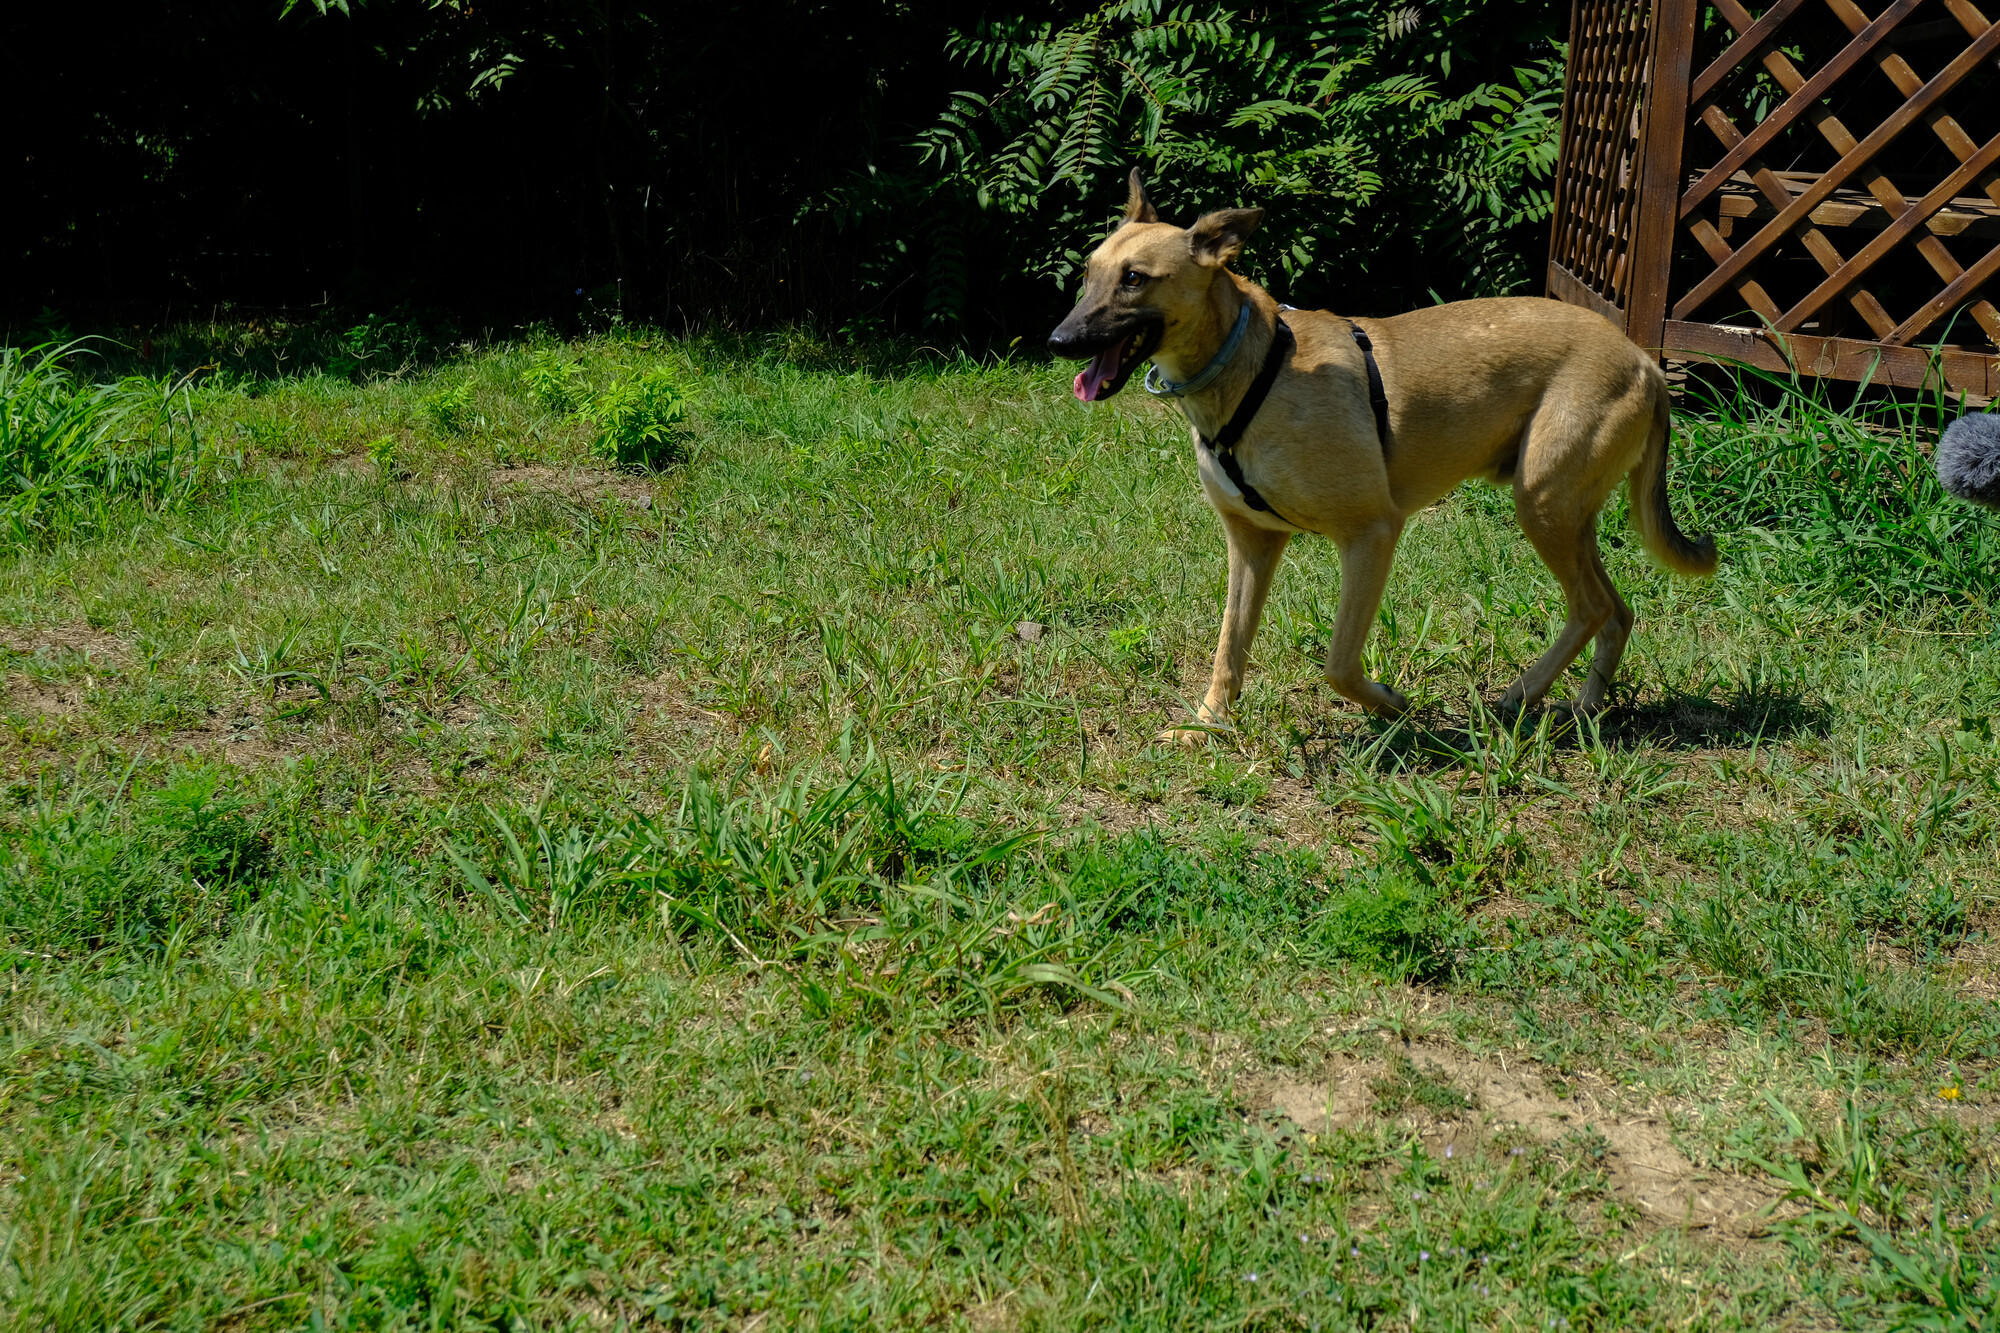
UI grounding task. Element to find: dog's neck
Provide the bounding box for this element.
[1153,273,1281,439]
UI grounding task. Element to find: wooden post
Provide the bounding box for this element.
[1625,0,1697,356]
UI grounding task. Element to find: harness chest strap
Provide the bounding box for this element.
[1346,320,1392,450]
[1199,318,1296,524]
[1198,315,1391,526]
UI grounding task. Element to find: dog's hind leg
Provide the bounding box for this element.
[1501,497,1616,714]
[1321,519,1411,718]
[1172,510,1291,740]
[1573,525,1634,715]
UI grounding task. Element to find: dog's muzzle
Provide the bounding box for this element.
[1047,317,1163,402]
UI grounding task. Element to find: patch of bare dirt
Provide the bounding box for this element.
[490,464,660,509]
[626,673,726,739]
[1255,773,1348,849]
[163,702,306,769]
[1056,787,1153,835]
[4,677,84,718]
[1245,1039,1782,1238]
[0,623,131,666]
[1947,930,2000,1003]
[960,1296,1018,1332]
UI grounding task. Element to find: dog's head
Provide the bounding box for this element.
[1047,170,1264,401]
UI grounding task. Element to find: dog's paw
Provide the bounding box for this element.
[1157,721,1228,746]
[1369,684,1412,719]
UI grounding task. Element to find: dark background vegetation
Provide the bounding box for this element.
[10,0,1564,343]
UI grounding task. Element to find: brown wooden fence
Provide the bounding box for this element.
[1547,0,2000,395]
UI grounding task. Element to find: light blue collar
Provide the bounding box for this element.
[1144,304,1251,399]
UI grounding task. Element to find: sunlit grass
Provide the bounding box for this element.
[2,328,1997,1330]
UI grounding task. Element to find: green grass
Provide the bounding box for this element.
[0,342,209,548]
[2,327,1998,1330]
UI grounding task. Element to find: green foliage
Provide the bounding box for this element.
[1314,871,1456,979]
[865,0,1563,322]
[419,378,478,435]
[0,342,206,549]
[520,347,586,416]
[363,432,405,479]
[325,312,438,381]
[1745,1095,2000,1329]
[589,367,689,468]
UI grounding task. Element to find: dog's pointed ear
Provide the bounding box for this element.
[1123,169,1159,225]
[1187,207,1264,268]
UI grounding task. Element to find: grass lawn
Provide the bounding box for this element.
[3,327,1998,1330]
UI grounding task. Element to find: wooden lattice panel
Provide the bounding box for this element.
[1547,0,2000,394]
[1548,0,1681,334]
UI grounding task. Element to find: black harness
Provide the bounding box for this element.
[1197,315,1390,528]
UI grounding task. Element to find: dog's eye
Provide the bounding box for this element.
[1121,269,1149,289]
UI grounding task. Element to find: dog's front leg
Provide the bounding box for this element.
[1169,511,1290,741]
[1322,520,1410,718]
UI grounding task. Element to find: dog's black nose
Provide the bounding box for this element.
[1047,325,1086,358]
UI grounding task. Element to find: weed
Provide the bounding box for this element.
[590,366,688,468]
[0,342,206,547]
[0,765,272,961]
[420,378,479,435]
[363,432,405,478]
[1312,871,1460,980]
[520,346,586,416]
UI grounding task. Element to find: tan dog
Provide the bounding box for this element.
[1048,172,1717,733]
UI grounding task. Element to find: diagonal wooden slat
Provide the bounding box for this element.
[1705,0,1998,338]
[1776,132,2000,332]
[1686,216,1783,321]
[1679,0,1925,218]
[1693,102,1897,335]
[1890,239,2000,343]
[1812,0,2000,341]
[1689,0,1807,103]
[1673,18,2000,321]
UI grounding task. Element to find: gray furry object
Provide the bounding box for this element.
[1937,412,2000,509]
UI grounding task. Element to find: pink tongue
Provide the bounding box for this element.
[1073,338,1129,402]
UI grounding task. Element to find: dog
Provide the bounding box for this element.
[1048,171,1718,735]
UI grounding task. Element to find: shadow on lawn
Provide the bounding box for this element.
[1312,681,1831,775]
[1598,682,1833,749]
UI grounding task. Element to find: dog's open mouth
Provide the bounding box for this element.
[1072,324,1162,402]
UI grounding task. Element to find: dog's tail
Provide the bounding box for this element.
[1630,388,1719,577]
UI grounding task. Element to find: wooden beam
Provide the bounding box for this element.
[1627,0,1696,354]
[1662,319,1999,393]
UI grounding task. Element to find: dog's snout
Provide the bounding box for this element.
[1047,324,1086,358]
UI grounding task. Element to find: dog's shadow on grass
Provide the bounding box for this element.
[1594,684,1833,750]
[1302,683,1831,775]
